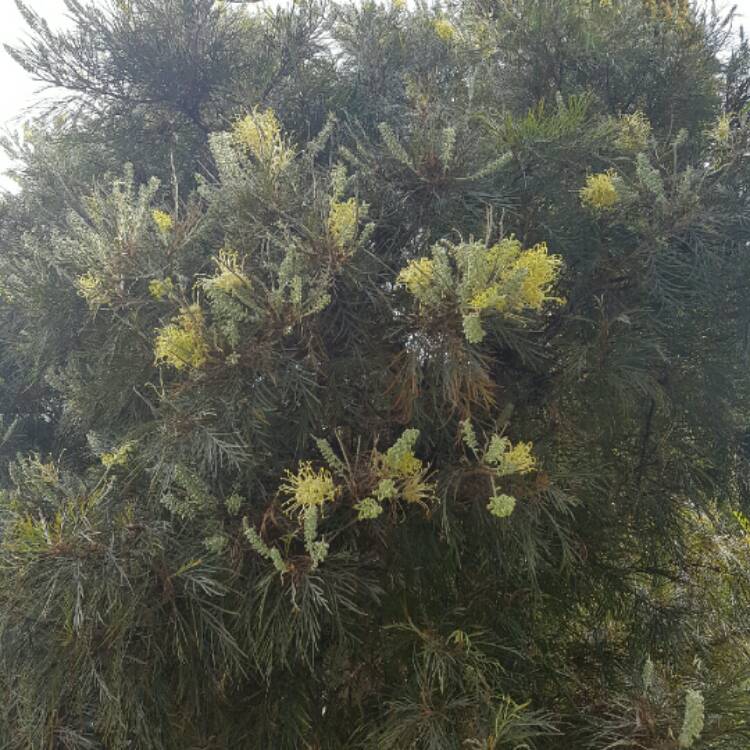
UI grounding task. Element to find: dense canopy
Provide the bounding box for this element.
[1,0,750,747]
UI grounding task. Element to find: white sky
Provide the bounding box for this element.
[0,0,748,190]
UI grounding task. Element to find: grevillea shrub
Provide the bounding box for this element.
[1,0,750,747]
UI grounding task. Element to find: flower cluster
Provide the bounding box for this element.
[485,436,536,476]
[302,505,329,570]
[384,428,423,477]
[643,0,690,27]
[232,108,294,174]
[148,277,174,300]
[461,420,538,519]
[151,209,173,233]
[616,111,651,152]
[355,496,384,520]
[487,494,516,518]
[433,18,456,42]
[398,237,562,343]
[244,460,342,573]
[101,441,135,468]
[203,248,250,296]
[368,432,432,517]
[398,257,435,298]
[203,533,227,554]
[76,272,110,309]
[328,197,364,252]
[710,113,731,145]
[313,430,433,521]
[280,461,338,515]
[243,431,433,570]
[154,304,208,370]
[580,171,619,211]
[160,464,213,520]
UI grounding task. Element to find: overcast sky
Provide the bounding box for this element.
[0,0,748,190]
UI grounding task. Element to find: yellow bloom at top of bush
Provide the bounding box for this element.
[76,272,110,308]
[384,428,423,478]
[461,421,538,520]
[154,304,208,370]
[397,257,435,298]
[280,462,338,513]
[149,277,174,300]
[494,440,536,476]
[233,108,294,174]
[328,198,363,251]
[617,111,651,152]
[101,441,135,468]
[234,108,281,154]
[494,241,561,312]
[710,113,731,145]
[487,493,516,518]
[643,0,691,27]
[152,209,173,233]
[203,248,250,296]
[433,18,456,42]
[398,237,562,343]
[580,171,619,211]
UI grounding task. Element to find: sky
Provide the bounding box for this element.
[1,1,69,129]
[0,0,748,189]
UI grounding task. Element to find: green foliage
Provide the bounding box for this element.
[0,0,748,747]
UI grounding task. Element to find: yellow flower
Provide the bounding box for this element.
[469,287,505,312]
[280,461,338,512]
[384,429,423,477]
[400,237,562,344]
[711,114,731,144]
[433,18,456,42]
[149,278,174,300]
[400,472,434,505]
[101,441,135,468]
[484,434,510,466]
[234,109,280,153]
[233,108,293,173]
[205,248,250,295]
[645,0,690,26]
[152,209,173,233]
[580,171,619,211]
[76,272,109,308]
[500,441,536,476]
[398,257,435,298]
[617,111,651,151]
[484,436,536,476]
[514,242,562,311]
[356,497,383,520]
[469,240,561,314]
[487,493,517,518]
[392,452,423,477]
[328,198,361,250]
[154,304,208,370]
